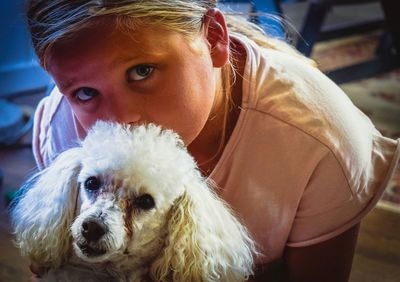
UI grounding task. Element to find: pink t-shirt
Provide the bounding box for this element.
[33,33,400,265]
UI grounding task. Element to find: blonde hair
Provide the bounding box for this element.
[26,0,311,163]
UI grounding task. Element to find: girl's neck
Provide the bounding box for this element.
[189,39,247,176]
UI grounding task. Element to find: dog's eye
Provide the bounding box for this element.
[134,194,155,210]
[84,176,101,191]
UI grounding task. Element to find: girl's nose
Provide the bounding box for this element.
[104,92,142,124]
[113,112,142,125]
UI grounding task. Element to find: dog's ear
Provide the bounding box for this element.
[10,147,82,268]
[150,192,204,281]
[150,181,257,282]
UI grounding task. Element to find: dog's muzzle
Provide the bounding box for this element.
[82,219,107,242]
[78,219,108,257]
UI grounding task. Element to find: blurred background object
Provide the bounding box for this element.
[0,1,53,149]
[0,1,51,97]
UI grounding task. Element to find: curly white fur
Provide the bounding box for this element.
[11,121,257,281]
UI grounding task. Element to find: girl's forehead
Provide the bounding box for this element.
[51,19,180,54]
[46,20,191,71]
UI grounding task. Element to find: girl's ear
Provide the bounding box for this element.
[203,8,229,68]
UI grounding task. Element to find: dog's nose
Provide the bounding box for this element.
[81,220,107,242]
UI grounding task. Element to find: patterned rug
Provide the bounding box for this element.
[312,31,400,213]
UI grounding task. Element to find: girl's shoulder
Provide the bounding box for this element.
[32,87,83,169]
[237,34,399,211]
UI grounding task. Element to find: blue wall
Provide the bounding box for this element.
[0,1,51,97]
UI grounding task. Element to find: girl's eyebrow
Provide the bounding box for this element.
[57,50,166,92]
[110,55,140,69]
[57,56,140,92]
[59,79,76,92]
[113,48,170,67]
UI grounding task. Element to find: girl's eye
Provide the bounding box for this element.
[74,87,99,102]
[127,65,154,82]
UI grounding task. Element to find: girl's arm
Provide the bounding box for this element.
[283,223,360,282]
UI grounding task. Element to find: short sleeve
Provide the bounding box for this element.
[287,141,400,247]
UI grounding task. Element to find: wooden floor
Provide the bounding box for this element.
[0,145,36,282]
[350,208,400,282]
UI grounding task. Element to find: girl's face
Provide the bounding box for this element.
[46,18,222,146]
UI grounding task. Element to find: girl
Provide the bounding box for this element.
[27,0,399,281]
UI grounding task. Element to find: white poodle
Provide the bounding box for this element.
[11,122,257,281]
